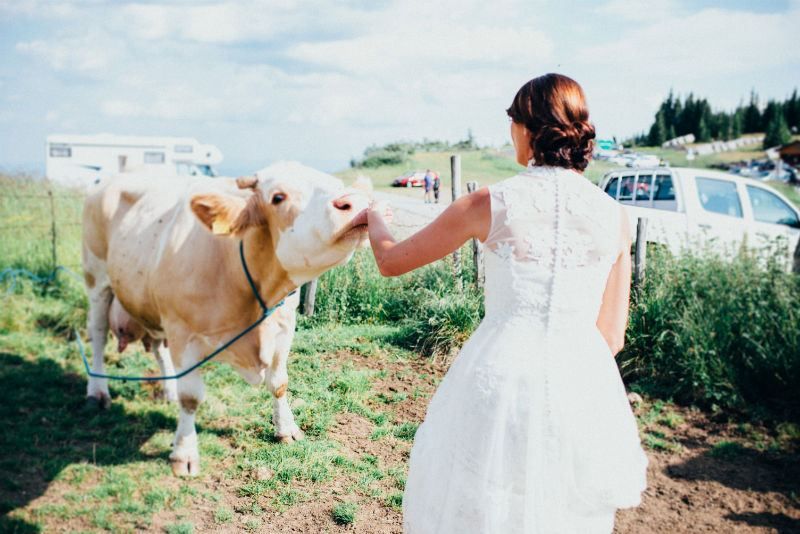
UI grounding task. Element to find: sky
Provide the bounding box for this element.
[0,0,798,176]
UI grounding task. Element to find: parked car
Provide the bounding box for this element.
[392,170,438,188]
[599,167,800,261]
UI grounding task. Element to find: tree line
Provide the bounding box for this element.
[633,90,799,149]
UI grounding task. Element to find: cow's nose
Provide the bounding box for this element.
[332,195,353,211]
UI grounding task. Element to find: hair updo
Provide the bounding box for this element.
[506,73,596,172]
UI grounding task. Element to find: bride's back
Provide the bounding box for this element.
[483,165,623,332]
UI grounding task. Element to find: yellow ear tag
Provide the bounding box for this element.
[212,220,231,235]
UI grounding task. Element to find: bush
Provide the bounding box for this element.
[307,250,483,357]
[620,247,800,415]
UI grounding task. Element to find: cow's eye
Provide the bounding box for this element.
[271,192,286,205]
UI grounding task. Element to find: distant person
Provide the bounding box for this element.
[423,169,434,203]
[432,172,441,203]
[362,73,647,533]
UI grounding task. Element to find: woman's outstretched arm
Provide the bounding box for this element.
[366,188,491,277]
[596,206,632,356]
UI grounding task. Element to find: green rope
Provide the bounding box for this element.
[76,239,295,381]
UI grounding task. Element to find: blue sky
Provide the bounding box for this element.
[0,0,798,176]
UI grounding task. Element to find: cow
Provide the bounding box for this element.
[82,161,370,476]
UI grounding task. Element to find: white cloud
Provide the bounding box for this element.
[0,0,77,18]
[290,25,552,74]
[16,31,124,73]
[120,1,364,43]
[584,5,800,77]
[596,0,678,22]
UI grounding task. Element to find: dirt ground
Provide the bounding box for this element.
[7,348,797,533]
[260,351,800,534]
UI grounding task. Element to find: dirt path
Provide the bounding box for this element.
[242,351,800,533]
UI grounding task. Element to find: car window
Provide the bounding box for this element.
[746,185,800,228]
[653,175,675,201]
[635,174,653,202]
[604,177,619,199]
[618,175,635,201]
[696,177,743,218]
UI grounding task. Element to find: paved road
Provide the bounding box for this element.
[373,191,446,238]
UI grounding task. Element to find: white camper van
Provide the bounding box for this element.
[46,134,223,187]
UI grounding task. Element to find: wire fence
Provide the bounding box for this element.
[0,189,85,275]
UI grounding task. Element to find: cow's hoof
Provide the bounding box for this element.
[85,394,111,410]
[170,455,200,477]
[276,428,305,444]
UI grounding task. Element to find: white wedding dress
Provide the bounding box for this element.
[403,165,648,533]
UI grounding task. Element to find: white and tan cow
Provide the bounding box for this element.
[82,161,370,476]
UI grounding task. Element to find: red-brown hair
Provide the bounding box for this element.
[506,73,595,172]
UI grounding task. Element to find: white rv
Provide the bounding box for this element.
[45,134,223,187]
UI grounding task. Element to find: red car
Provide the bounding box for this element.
[392,170,439,188]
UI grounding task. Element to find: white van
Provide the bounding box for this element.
[599,167,800,260]
[46,134,223,187]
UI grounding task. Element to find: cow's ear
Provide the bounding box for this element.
[236,175,259,190]
[190,193,247,236]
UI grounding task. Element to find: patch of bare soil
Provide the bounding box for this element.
[616,408,800,533]
[231,351,800,533]
[258,350,447,533]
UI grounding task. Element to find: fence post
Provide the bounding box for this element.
[466,181,484,288]
[633,217,647,289]
[47,189,57,272]
[450,155,463,292]
[303,278,318,317]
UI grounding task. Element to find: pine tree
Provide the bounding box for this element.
[732,109,743,138]
[648,111,667,146]
[743,90,761,133]
[763,111,791,148]
[697,115,711,142]
[785,89,799,132]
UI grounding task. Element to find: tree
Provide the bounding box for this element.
[743,90,761,133]
[731,109,743,139]
[784,89,799,132]
[648,111,667,146]
[697,115,711,142]
[763,111,791,149]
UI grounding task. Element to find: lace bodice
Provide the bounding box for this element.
[483,166,624,332]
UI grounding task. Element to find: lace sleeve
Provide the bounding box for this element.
[482,182,509,247]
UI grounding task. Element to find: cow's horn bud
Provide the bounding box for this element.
[236,175,259,190]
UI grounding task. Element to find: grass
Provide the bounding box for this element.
[331,501,358,525]
[0,275,427,531]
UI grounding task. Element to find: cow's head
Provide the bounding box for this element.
[190,161,370,285]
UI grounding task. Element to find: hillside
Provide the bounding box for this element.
[337,144,799,208]
[334,148,617,196]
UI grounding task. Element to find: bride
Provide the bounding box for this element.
[361,73,648,533]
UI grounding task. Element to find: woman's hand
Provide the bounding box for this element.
[369,200,393,224]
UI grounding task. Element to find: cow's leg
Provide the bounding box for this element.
[86,286,113,408]
[152,340,178,402]
[170,342,204,476]
[269,343,304,444]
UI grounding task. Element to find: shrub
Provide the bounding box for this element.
[620,246,800,415]
[308,250,483,357]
